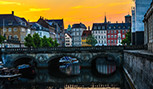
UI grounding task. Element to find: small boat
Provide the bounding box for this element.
[18,64,30,70]
[0,68,21,81]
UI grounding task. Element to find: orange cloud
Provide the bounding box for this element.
[29,8,50,12]
[0,1,21,5]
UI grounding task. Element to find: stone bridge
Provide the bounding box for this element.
[0,46,146,68]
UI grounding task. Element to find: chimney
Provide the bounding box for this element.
[12,11,14,15]
[116,21,118,23]
[88,26,90,30]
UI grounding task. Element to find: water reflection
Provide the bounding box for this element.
[96,58,117,75]
[59,56,80,75]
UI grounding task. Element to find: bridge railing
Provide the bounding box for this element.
[0,45,147,53]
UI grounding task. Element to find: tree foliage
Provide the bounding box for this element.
[24,33,59,48]
[0,35,6,44]
[24,34,34,48]
[33,33,42,48]
[86,35,97,46]
[121,29,131,45]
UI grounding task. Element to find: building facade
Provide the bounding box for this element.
[0,11,28,47]
[82,30,92,46]
[92,15,131,46]
[65,33,72,47]
[71,23,87,47]
[107,23,130,46]
[132,0,152,45]
[92,22,107,46]
[46,19,65,47]
[144,1,153,52]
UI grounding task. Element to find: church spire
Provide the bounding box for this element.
[104,12,107,23]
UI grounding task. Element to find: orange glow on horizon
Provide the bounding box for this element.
[0,0,134,29]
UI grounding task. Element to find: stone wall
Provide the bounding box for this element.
[124,50,153,89]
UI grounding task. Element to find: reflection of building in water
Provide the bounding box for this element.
[59,64,80,75]
[96,64,116,75]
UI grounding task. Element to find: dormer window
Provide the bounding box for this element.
[118,26,121,29]
[109,26,111,29]
[102,26,105,29]
[98,26,101,30]
[94,26,97,30]
[8,22,13,25]
[114,26,116,29]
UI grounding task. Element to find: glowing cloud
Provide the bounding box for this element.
[29,8,50,12]
[0,1,21,5]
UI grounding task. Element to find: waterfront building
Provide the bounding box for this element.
[143,1,153,52]
[131,0,152,45]
[30,22,50,38]
[65,32,72,47]
[0,11,28,47]
[46,19,65,47]
[92,15,131,46]
[92,16,107,46]
[82,29,92,47]
[71,23,87,47]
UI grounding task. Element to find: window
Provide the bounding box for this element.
[8,28,12,32]
[114,26,116,29]
[104,35,106,38]
[114,30,116,33]
[14,35,18,39]
[115,40,117,43]
[102,26,105,29]
[109,26,111,29]
[122,30,125,33]
[13,28,17,32]
[111,35,113,38]
[111,40,113,43]
[40,32,42,36]
[101,31,103,34]
[118,26,121,29]
[77,32,79,35]
[99,36,100,39]
[108,40,110,43]
[98,26,101,29]
[94,26,97,29]
[118,30,120,33]
[8,35,12,39]
[21,28,25,32]
[108,31,110,33]
[122,35,125,38]
[3,28,7,32]
[111,31,113,34]
[114,35,117,38]
[101,36,103,39]
[108,35,110,38]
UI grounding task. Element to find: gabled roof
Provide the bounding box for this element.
[46,19,64,29]
[65,32,72,38]
[125,14,131,17]
[82,30,91,37]
[29,22,49,32]
[0,13,28,28]
[72,23,87,29]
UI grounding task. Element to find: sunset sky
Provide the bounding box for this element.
[0,0,134,29]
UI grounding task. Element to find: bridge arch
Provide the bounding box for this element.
[13,55,37,67]
[47,54,82,63]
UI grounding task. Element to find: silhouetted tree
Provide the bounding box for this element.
[86,35,97,46]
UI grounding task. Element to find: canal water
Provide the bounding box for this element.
[0,57,131,89]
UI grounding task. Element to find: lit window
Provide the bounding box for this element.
[122,35,125,38]
[13,28,17,32]
[118,30,120,33]
[8,28,12,32]
[114,35,117,38]
[111,40,113,43]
